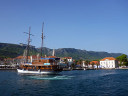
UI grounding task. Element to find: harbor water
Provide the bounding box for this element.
[0,69,128,96]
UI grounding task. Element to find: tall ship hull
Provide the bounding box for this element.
[17,69,60,75]
[17,57,63,75]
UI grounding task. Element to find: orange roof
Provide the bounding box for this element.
[48,56,56,58]
[100,57,116,61]
[16,56,24,59]
[16,55,39,59]
[90,61,99,64]
[31,55,39,59]
[64,57,72,59]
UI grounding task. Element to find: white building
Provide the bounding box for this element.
[64,57,73,62]
[100,57,118,68]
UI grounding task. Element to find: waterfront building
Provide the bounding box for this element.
[82,60,89,68]
[59,57,73,68]
[90,61,100,69]
[0,58,17,68]
[90,61,99,65]
[100,57,118,68]
[60,57,73,63]
[82,61,86,67]
[64,57,73,62]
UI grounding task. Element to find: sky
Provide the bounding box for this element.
[0,0,128,54]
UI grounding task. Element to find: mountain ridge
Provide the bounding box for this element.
[0,43,122,60]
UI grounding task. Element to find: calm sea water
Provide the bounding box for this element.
[0,69,128,96]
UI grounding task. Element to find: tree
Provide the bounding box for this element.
[74,60,78,65]
[85,60,90,68]
[77,59,83,67]
[116,54,128,66]
[71,63,76,68]
[0,56,5,61]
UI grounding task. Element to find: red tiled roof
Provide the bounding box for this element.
[16,55,39,59]
[90,61,99,64]
[16,56,24,59]
[64,57,72,59]
[100,57,116,61]
[48,56,56,58]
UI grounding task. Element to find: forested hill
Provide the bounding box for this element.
[0,43,122,60]
[0,43,37,58]
[55,48,122,60]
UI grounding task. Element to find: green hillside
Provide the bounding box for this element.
[55,48,122,60]
[0,43,37,58]
[0,43,122,60]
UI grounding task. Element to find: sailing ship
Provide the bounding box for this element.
[17,24,63,74]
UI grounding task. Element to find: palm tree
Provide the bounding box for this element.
[78,59,83,67]
[85,60,90,68]
[64,59,68,67]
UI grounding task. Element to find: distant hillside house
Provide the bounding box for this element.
[64,57,73,62]
[19,43,35,48]
[19,43,27,47]
[100,57,118,68]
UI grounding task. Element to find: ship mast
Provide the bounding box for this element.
[41,23,44,57]
[24,27,33,63]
